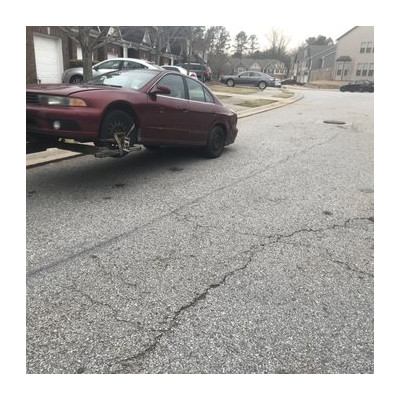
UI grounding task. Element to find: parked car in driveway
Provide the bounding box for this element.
[339,80,374,92]
[27,69,238,158]
[220,71,275,90]
[161,65,198,79]
[62,58,163,84]
[179,63,212,82]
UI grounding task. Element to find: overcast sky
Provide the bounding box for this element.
[224,24,354,51]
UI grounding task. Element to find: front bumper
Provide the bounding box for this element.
[26,105,100,141]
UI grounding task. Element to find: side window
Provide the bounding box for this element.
[157,74,186,99]
[187,78,214,103]
[123,61,146,69]
[99,60,122,69]
[187,78,206,102]
[203,87,214,104]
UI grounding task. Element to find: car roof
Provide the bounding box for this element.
[95,58,163,69]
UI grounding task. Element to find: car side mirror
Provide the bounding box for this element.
[150,85,171,97]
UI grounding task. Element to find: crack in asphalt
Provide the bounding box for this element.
[27,129,343,278]
[107,215,373,372]
[324,248,374,277]
[107,247,257,373]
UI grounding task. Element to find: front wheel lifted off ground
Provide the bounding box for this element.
[203,126,226,158]
[100,110,135,146]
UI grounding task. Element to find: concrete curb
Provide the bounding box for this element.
[26,92,303,168]
[26,148,83,169]
[236,92,303,118]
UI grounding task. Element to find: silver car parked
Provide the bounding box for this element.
[62,58,162,84]
[220,71,275,90]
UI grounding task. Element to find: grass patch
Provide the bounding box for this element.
[273,90,294,99]
[208,84,259,95]
[237,99,277,108]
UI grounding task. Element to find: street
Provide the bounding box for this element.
[26,89,374,374]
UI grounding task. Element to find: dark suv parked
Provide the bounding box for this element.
[179,63,212,82]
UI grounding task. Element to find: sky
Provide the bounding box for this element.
[224,24,354,51]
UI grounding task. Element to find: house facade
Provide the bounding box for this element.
[295,45,335,83]
[289,26,374,83]
[333,26,374,81]
[26,26,181,84]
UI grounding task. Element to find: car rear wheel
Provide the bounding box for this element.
[226,79,234,87]
[203,126,226,158]
[70,75,83,84]
[258,81,267,90]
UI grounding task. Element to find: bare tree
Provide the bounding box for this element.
[181,26,205,60]
[266,28,290,59]
[148,26,182,65]
[59,26,120,81]
[305,35,334,46]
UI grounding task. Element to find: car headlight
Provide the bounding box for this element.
[38,95,87,107]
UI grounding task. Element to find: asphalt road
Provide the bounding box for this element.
[26,89,374,374]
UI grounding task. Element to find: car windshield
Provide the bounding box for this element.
[88,69,160,90]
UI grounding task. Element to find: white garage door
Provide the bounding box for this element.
[33,34,63,83]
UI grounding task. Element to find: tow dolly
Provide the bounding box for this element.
[26,123,141,158]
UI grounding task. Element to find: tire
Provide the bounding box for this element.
[100,110,135,148]
[70,75,83,84]
[226,79,234,87]
[203,126,226,158]
[258,81,267,90]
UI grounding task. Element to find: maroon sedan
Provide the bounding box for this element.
[26,69,238,158]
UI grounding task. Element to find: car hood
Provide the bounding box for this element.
[26,83,119,96]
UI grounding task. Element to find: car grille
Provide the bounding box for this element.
[26,93,40,104]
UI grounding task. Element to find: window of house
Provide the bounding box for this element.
[360,42,367,53]
[366,42,374,53]
[368,63,374,77]
[356,63,362,76]
[362,63,369,76]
